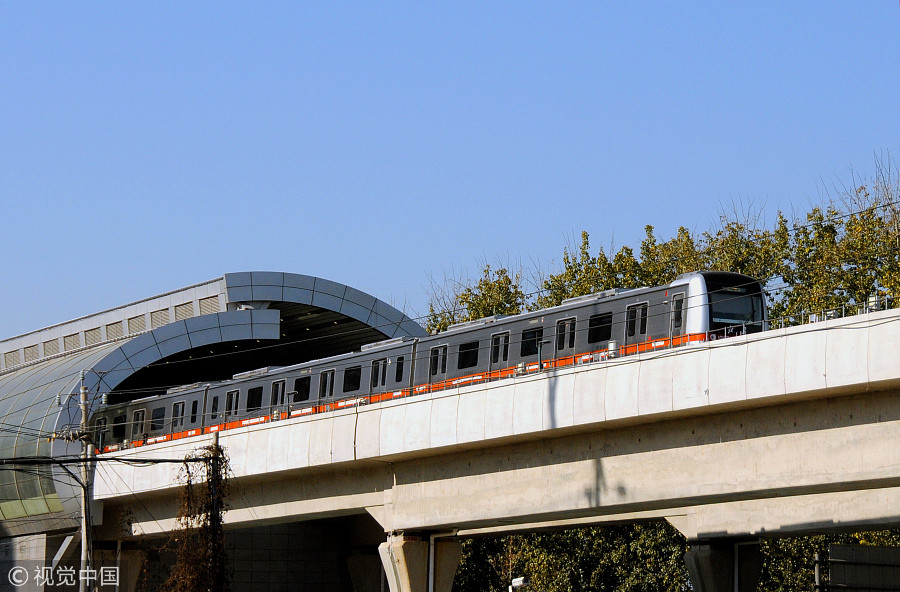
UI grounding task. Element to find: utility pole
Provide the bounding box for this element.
[51,370,97,591]
[79,370,94,592]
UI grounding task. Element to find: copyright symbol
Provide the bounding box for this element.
[8,566,28,586]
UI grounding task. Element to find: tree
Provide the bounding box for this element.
[427,265,525,333]
[639,225,703,287]
[535,232,614,309]
[453,522,691,592]
[759,530,900,591]
[159,442,230,592]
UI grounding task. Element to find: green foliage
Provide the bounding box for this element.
[459,266,526,321]
[640,226,703,287]
[759,530,900,591]
[453,522,690,592]
[535,231,609,309]
[699,213,790,291]
[780,206,845,316]
[427,265,525,333]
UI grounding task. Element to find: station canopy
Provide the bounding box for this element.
[0,271,427,535]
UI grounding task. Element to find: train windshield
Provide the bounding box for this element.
[704,274,765,335]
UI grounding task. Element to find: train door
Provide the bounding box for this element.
[319,370,335,399]
[270,380,286,418]
[209,396,220,422]
[224,390,239,420]
[669,293,685,344]
[371,359,387,393]
[94,417,108,450]
[490,332,510,378]
[555,318,576,365]
[625,302,649,352]
[131,409,146,441]
[429,345,448,386]
[171,401,185,432]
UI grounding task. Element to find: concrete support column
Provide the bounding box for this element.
[432,539,462,592]
[378,535,462,592]
[684,540,761,592]
[379,535,428,592]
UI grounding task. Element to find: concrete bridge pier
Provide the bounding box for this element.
[684,540,761,592]
[378,534,461,592]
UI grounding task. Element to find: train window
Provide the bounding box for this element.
[319,370,334,398]
[150,407,165,431]
[172,402,185,429]
[294,376,311,402]
[343,366,362,392]
[430,346,447,376]
[271,381,286,406]
[626,304,648,337]
[491,333,510,365]
[225,390,239,418]
[395,356,404,383]
[112,415,126,439]
[132,409,145,439]
[247,387,264,413]
[457,341,479,370]
[190,400,198,423]
[371,359,387,388]
[521,328,544,357]
[210,396,219,420]
[556,319,576,351]
[672,293,685,331]
[588,313,613,343]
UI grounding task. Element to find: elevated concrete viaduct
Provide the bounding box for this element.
[94,307,900,592]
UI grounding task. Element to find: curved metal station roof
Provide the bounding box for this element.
[0,272,426,536]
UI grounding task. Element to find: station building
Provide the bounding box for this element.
[0,272,426,586]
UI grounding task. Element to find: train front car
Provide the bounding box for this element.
[679,271,766,340]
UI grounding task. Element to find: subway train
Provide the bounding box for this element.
[93,271,766,452]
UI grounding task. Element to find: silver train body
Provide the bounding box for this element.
[94,271,766,452]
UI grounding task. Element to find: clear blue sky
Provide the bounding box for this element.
[2,2,898,338]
